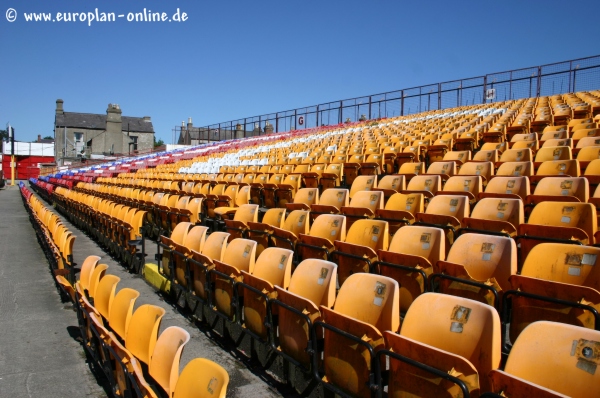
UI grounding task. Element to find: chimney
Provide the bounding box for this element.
[56,99,64,115]
[105,103,123,154]
[187,117,193,130]
[37,134,41,142]
[143,116,151,122]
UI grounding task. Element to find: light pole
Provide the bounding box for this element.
[8,123,15,186]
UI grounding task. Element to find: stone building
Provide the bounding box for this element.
[53,99,154,165]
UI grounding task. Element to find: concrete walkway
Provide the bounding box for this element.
[0,183,296,397]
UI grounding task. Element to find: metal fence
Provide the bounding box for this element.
[174,54,600,144]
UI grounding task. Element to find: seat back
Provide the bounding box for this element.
[406,175,442,194]
[293,188,319,207]
[425,195,469,221]
[221,239,257,273]
[520,243,600,291]
[497,161,534,177]
[281,210,310,237]
[307,214,347,242]
[458,161,494,181]
[470,197,524,230]
[149,326,191,397]
[319,188,349,207]
[200,232,229,261]
[182,226,209,253]
[502,321,600,398]
[348,190,384,213]
[401,293,501,392]
[88,263,108,300]
[333,273,400,333]
[535,146,572,162]
[232,204,259,222]
[444,233,517,292]
[108,287,140,340]
[173,358,229,398]
[78,255,101,292]
[533,177,589,202]
[427,161,457,176]
[377,175,406,191]
[500,148,533,162]
[251,247,294,288]
[94,274,120,320]
[349,175,377,198]
[384,192,424,213]
[527,202,597,243]
[443,176,483,197]
[286,259,338,308]
[125,304,166,365]
[388,225,446,265]
[345,219,389,251]
[484,176,531,199]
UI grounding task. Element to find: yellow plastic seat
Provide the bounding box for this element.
[246,208,286,257]
[222,203,259,240]
[320,163,344,190]
[285,188,319,211]
[109,287,140,340]
[376,192,424,234]
[318,273,400,397]
[426,161,457,180]
[506,243,600,345]
[379,293,501,396]
[240,247,294,341]
[480,176,531,202]
[496,161,534,177]
[172,358,229,398]
[148,326,191,397]
[433,233,517,309]
[472,149,498,163]
[527,176,589,207]
[488,321,600,398]
[372,175,406,200]
[458,161,494,184]
[443,150,472,166]
[212,239,257,321]
[88,263,109,301]
[77,255,102,293]
[464,197,524,237]
[397,162,425,181]
[341,190,384,230]
[297,214,346,262]
[188,232,230,316]
[332,219,389,285]
[402,174,442,199]
[518,202,597,266]
[272,259,338,369]
[271,210,310,250]
[376,225,445,313]
[415,194,470,246]
[439,175,483,203]
[94,274,120,321]
[125,304,166,365]
[348,175,377,199]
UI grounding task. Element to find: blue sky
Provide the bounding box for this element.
[2,0,599,144]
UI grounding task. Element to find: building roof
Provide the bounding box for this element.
[55,112,154,133]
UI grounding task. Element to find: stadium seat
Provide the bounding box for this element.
[376,225,445,313]
[463,197,523,237]
[173,358,229,398]
[432,233,517,309]
[125,304,166,365]
[317,273,399,397]
[505,243,600,346]
[378,293,501,396]
[488,321,600,398]
[272,259,337,370]
[109,287,140,341]
[296,214,346,262]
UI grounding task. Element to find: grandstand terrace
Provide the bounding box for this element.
[11,56,600,397]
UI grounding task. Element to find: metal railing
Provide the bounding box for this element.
[175,54,600,143]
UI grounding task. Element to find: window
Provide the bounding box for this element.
[131,136,138,151]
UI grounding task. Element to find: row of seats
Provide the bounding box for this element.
[20,185,230,398]
[22,182,76,282]
[52,186,148,273]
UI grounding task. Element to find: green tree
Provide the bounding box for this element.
[43,135,53,140]
[154,136,165,147]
